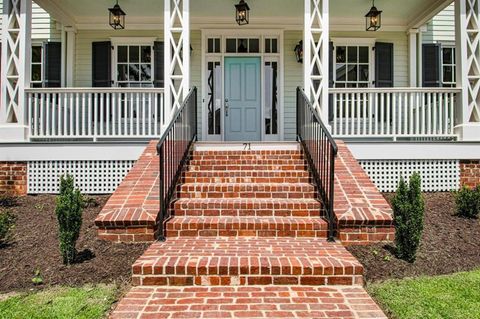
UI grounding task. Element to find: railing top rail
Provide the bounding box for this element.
[297,87,338,155]
[25,87,165,94]
[157,87,197,150]
[329,87,462,94]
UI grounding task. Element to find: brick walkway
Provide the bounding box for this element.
[104,143,390,318]
[111,286,387,319]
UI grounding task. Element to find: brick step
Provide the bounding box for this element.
[188,164,308,171]
[183,175,311,184]
[165,216,328,238]
[191,154,304,160]
[178,183,316,199]
[189,159,306,167]
[132,237,363,287]
[111,286,388,319]
[172,198,322,217]
[193,150,302,156]
[184,170,310,179]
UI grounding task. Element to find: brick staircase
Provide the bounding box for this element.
[106,142,390,318]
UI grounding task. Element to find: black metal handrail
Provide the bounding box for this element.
[297,87,338,242]
[157,87,197,241]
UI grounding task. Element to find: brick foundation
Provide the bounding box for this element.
[0,162,27,196]
[460,160,480,188]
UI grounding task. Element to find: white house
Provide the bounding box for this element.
[0,0,479,195]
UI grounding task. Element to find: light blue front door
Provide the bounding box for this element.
[224,57,261,141]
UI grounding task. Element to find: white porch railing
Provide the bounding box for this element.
[25,88,166,140]
[330,88,461,140]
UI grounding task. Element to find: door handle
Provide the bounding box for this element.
[225,99,229,117]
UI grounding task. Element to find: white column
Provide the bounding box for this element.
[304,0,329,122]
[455,0,480,141]
[164,0,190,117]
[65,27,76,87]
[417,29,424,86]
[0,0,32,141]
[408,29,418,87]
[60,27,66,87]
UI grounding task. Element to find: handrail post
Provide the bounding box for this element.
[158,142,166,242]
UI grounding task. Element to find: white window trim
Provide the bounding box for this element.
[441,45,456,87]
[111,39,156,88]
[331,38,376,88]
[201,29,284,142]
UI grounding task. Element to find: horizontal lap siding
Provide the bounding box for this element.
[423,4,455,44]
[0,1,60,41]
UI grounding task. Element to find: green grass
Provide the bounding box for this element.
[368,269,480,319]
[0,284,118,319]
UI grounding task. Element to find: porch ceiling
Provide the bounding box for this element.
[36,0,453,31]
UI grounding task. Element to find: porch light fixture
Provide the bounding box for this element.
[109,0,126,30]
[365,0,382,31]
[294,41,303,63]
[235,0,250,26]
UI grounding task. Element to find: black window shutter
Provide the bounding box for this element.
[422,43,442,87]
[375,42,394,88]
[92,41,112,87]
[153,41,164,88]
[328,41,334,122]
[44,42,61,88]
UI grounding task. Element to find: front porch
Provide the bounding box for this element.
[2,0,479,143]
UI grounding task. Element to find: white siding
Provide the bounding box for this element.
[423,3,455,44]
[0,0,60,41]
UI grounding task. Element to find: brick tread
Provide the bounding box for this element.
[189,165,308,171]
[193,150,302,156]
[192,154,304,160]
[132,237,363,286]
[179,183,316,199]
[110,285,387,319]
[173,198,322,217]
[166,216,328,238]
[189,159,306,166]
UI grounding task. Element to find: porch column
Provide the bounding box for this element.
[0,0,32,141]
[408,29,419,87]
[65,27,76,87]
[304,0,329,122]
[455,0,480,141]
[164,0,190,116]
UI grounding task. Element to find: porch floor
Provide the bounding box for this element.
[97,140,392,318]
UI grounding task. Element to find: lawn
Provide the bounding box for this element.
[0,284,118,319]
[368,269,480,319]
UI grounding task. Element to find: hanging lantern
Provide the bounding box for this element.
[294,41,303,63]
[365,0,382,32]
[235,0,250,26]
[109,0,126,30]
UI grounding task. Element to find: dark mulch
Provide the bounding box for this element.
[0,195,149,293]
[348,192,480,283]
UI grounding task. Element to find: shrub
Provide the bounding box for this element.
[392,173,425,263]
[0,209,16,245]
[455,185,480,219]
[55,174,84,265]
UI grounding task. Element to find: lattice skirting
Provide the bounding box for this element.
[359,160,460,192]
[28,161,135,194]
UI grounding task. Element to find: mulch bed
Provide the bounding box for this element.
[348,192,480,283]
[0,195,149,293]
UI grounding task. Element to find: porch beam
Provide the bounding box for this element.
[0,0,32,141]
[164,0,190,115]
[407,0,456,30]
[455,0,480,141]
[304,0,329,122]
[33,0,76,29]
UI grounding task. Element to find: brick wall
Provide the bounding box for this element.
[460,160,480,188]
[0,162,27,195]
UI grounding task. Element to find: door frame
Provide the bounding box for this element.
[201,29,284,142]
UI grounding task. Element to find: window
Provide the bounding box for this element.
[207,38,221,53]
[31,45,43,88]
[116,45,153,87]
[334,45,370,88]
[442,47,456,87]
[225,38,260,53]
[264,38,278,54]
[264,60,278,135]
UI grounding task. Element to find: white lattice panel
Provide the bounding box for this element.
[360,160,460,192]
[28,161,135,194]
